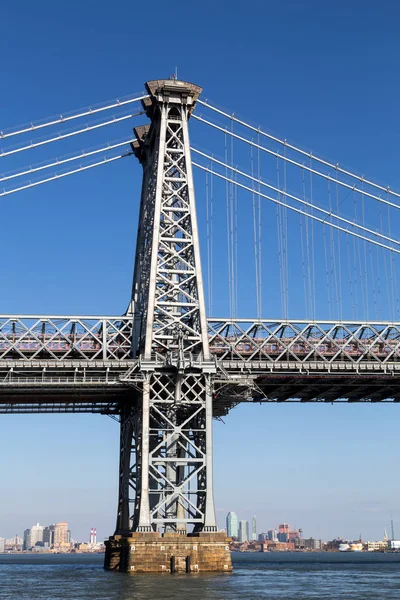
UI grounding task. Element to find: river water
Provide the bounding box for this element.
[1,552,400,599]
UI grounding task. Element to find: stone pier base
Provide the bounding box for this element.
[104,531,232,573]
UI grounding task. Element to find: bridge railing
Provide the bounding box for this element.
[2,316,400,364]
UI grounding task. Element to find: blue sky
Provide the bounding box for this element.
[1,0,400,542]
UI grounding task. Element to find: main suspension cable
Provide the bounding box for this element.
[192,162,400,255]
[0,139,135,182]
[191,148,399,247]
[197,99,400,201]
[0,112,142,158]
[193,115,400,211]
[0,152,132,197]
[0,93,148,140]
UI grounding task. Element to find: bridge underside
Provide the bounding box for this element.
[1,360,400,415]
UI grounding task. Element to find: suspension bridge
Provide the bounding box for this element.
[1,78,400,572]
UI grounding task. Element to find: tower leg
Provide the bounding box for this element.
[105,77,232,573]
[105,373,232,573]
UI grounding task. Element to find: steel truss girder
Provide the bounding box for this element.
[207,319,400,366]
[3,316,400,366]
[0,316,132,361]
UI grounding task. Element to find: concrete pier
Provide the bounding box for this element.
[104,531,232,573]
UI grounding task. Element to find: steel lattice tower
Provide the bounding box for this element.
[116,79,218,539]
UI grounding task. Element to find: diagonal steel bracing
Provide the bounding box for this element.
[122,79,217,534]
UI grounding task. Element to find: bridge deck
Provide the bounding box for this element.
[2,316,400,414]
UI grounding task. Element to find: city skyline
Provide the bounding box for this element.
[225,511,395,549]
[0,520,101,547]
[222,498,399,544]
[0,521,102,552]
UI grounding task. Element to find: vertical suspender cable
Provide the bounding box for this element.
[224,133,232,317]
[230,122,236,317]
[323,182,332,320]
[369,235,377,319]
[283,143,289,319]
[276,155,284,317]
[380,198,390,317]
[251,145,260,317]
[336,171,343,320]
[353,192,365,319]
[305,168,312,319]
[257,133,262,317]
[309,158,316,319]
[346,231,355,319]
[251,145,260,318]
[206,170,211,315]
[210,164,214,316]
[375,241,382,319]
[300,168,309,318]
[387,202,399,319]
[361,182,369,318]
[328,179,338,319]
[234,169,238,318]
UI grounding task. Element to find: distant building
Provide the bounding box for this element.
[278,523,290,543]
[23,529,31,550]
[0,538,5,553]
[304,538,322,551]
[366,540,388,552]
[89,528,97,545]
[23,523,45,550]
[54,522,69,546]
[262,541,295,552]
[389,540,400,550]
[30,523,44,548]
[325,539,342,551]
[77,543,90,552]
[43,525,55,547]
[239,520,248,543]
[267,529,278,541]
[251,516,257,541]
[258,532,268,542]
[289,530,300,542]
[226,512,239,538]
[6,536,23,551]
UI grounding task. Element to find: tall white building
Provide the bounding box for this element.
[239,520,248,542]
[252,516,257,541]
[24,523,44,549]
[226,512,239,538]
[31,523,44,546]
[90,528,97,545]
[0,538,5,553]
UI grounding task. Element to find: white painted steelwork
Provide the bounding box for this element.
[3,316,400,365]
[119,79,217,535]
